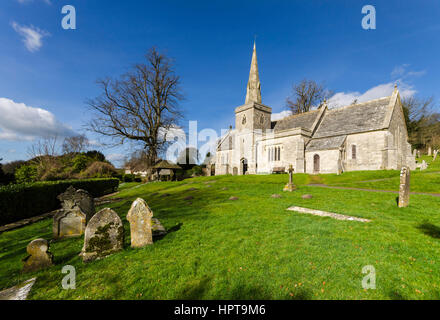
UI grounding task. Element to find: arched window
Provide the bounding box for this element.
[313,154,320,173]
[277,147,281,161]
[352,145,356,160]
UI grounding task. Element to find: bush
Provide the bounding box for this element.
[0,178,119,225]
[15,165,38,183]
[81,161,117,178]
[72,154,90,172]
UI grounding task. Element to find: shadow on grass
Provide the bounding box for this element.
[389,290,407,300]
[177,275,212,299]
[417,222,440,239]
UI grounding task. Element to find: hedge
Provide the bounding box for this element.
[0,178,119,225]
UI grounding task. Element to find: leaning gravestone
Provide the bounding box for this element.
[127,198,154,248]
[80,208,124,262]
[398,166,410,208]
[22,239,53,273]
[57,186,95,222]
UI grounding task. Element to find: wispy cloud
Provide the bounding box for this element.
[0,97,75,141]
[16,0,52,5]
[391,64,426,79]
[11,22,50,52]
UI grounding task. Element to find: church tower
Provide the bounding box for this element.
[233,42,272,175]
[235,42,272,132]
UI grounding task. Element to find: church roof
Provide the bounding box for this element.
[313,96,392,138]
[306,135,347,152]
[272,109,320,132]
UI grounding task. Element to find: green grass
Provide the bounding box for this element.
[0,167,439,300]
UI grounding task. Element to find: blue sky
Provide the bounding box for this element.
[1,0,439,166]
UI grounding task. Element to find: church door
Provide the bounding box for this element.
[313,154,320,173]
[241,158,248,175]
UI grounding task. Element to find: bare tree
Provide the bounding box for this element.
[87,48,184,166]
[286,79,332,114]
[62,134,89,155]
[27,136,60,161]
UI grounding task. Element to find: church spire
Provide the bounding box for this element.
[245,41,262,104]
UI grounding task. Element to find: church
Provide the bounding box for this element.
[212,43,416,175]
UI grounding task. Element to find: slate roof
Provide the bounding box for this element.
[306,135,347,152]
[272,109,320,132]
[313,97,391,138]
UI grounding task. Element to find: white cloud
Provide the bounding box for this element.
[271,110,292,121]
[328,81,416,109]
[391,64,426,79]
[0,97,75,141]
[11,22,49,52]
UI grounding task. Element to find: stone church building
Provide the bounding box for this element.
[213,43,416,175]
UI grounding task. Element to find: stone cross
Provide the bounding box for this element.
[22,239,53,273]
[127,198,154,248]
[80,208,124,262]
[398,166,410,208]
[283,165,296,192]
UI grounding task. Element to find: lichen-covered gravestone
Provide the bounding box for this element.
[57,186,95,222]
[80,208,124,262]
[22,239,53,273]
[53,186,95,239]
[398,166,410,208]
[127,198,154,248]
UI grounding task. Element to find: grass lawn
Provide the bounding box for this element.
[0,161,439,300]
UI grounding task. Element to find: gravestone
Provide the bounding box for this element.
[22,239,53,273]
[127,198,154,248]
[412,148,417,157]
[421,160,427,170]
[428,146,432,156]
[433,150,438,162]
[57,186,95,222]
[302,194,313,199]
[417,150,421,158]
[283,165,296,192]
[271,194,281,198]
[53,208,86,239]
[80,208,124,262]
[398,166,410,208]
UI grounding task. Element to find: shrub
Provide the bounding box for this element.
[0,178,119,225]
[81,161,117,178]
[72,154,90,172]
[15,165,38,183]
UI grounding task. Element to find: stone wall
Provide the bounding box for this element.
[344,131,387,171]
[305,149,340,173]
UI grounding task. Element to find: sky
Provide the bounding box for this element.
[0,0,439,166]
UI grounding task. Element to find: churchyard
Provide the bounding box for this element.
[0,155,439,299]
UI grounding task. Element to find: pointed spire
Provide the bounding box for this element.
[245,41,262,104]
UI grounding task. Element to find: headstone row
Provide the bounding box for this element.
[23,185,165,272]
